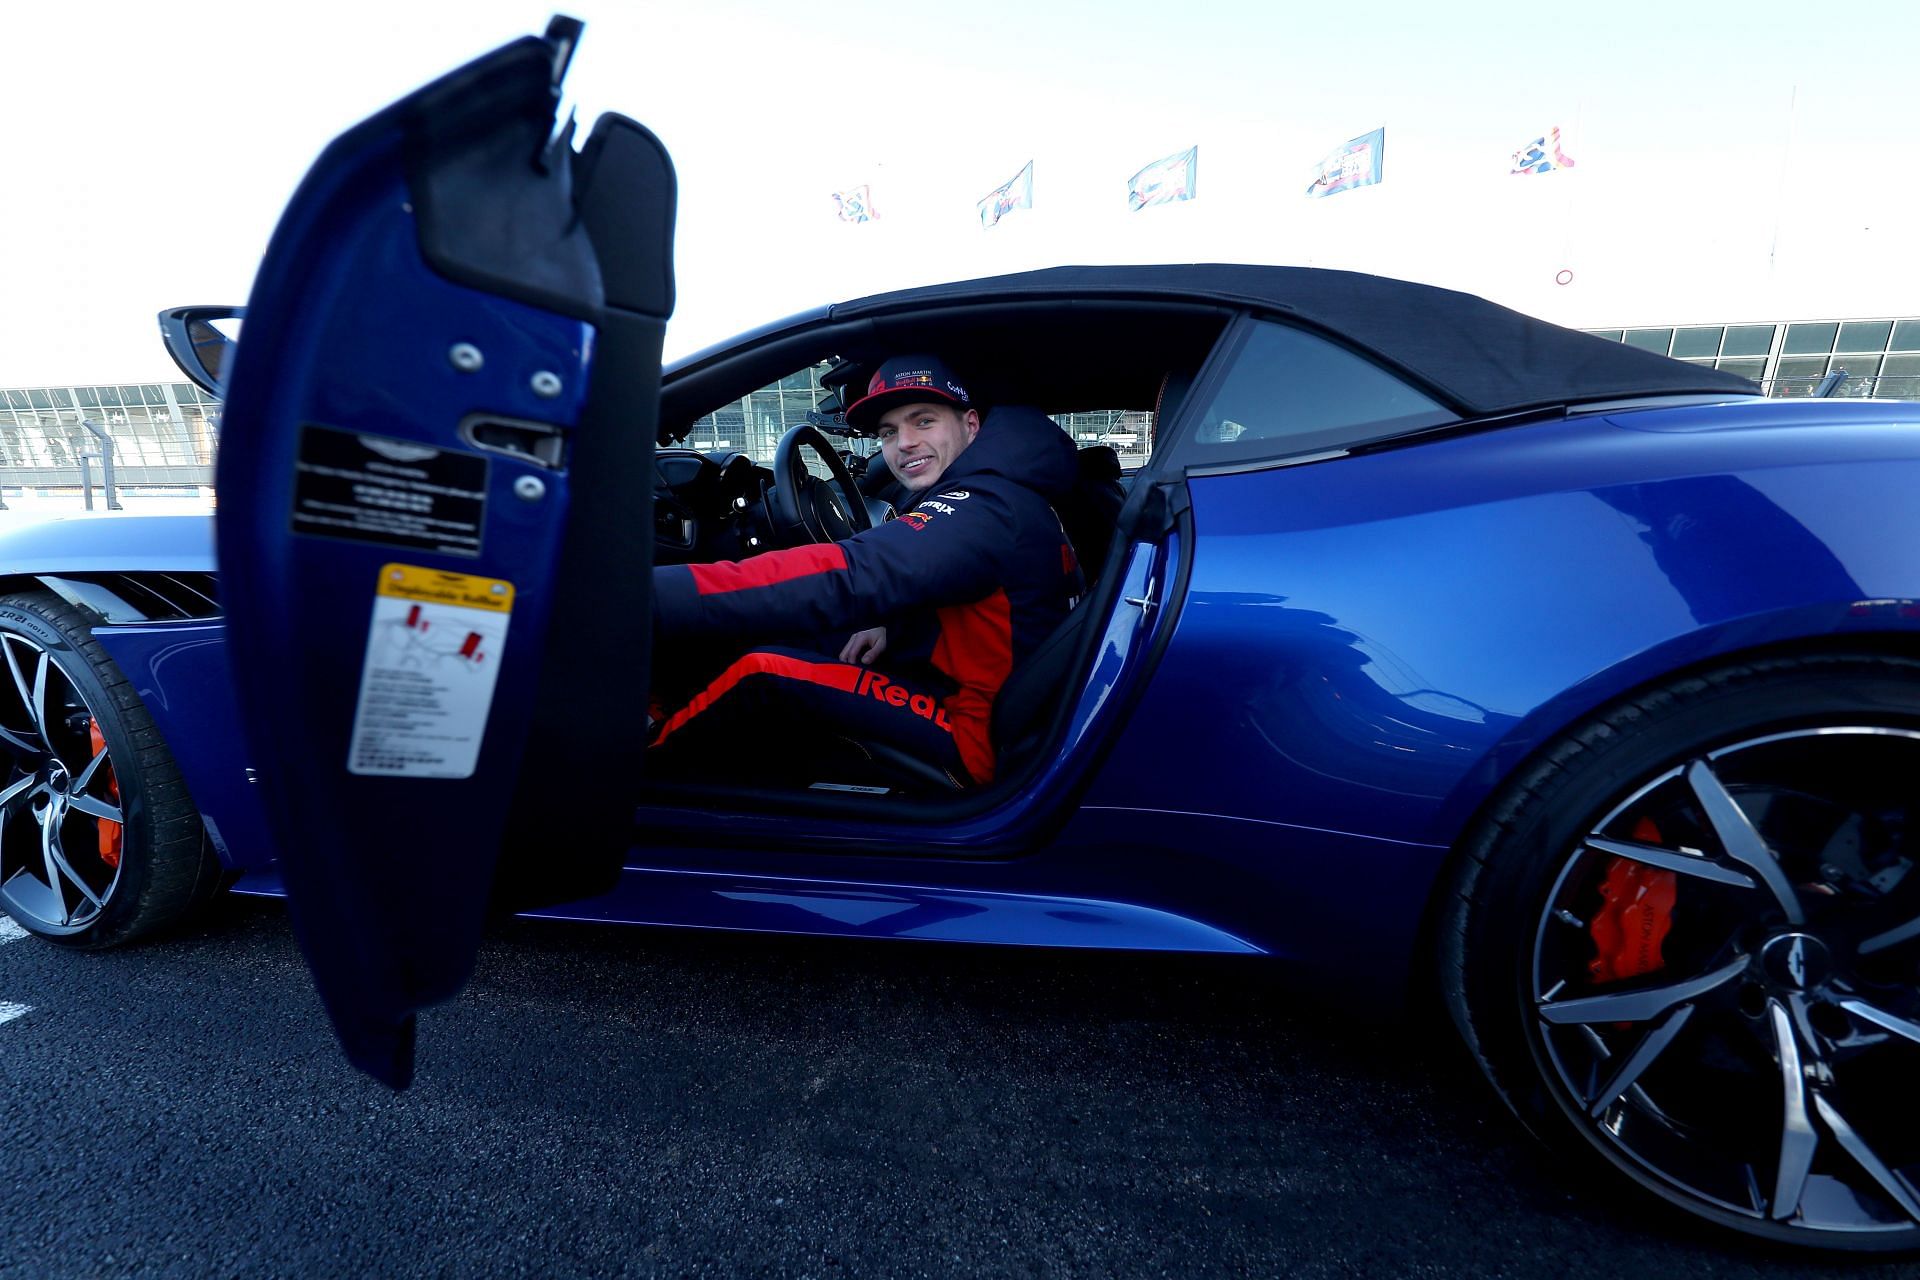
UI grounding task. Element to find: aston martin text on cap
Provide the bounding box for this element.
[844,354,972,430]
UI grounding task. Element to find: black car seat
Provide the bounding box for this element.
[1055,445,1125,582]
[996,373,1193,772]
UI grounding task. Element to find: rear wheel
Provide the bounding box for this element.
[1444,652,1920,1251]
[0,591,221,948]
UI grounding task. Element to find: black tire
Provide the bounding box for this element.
[1441,651,1920,1251]
[0,591,222,948]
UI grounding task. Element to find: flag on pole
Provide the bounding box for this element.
[1509,127,1576,174]
[831,185,878,222]
[1127,146,1198,211]
[978,162,1034,229]
[1305,128,1385,198]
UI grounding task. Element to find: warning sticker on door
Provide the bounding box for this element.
[292,426,488,557]
[347,564,515,778]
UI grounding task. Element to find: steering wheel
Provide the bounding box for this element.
[768,423,874,544]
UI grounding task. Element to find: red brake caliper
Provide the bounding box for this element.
[1588,817,1677,983]
[87,720,124,869]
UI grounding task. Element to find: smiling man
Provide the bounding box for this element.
[858,357,982,494]
[649,354,1082,789]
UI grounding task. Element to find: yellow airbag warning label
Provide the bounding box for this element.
[348,564,515,778]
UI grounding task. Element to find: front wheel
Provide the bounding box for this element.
[1444,652,1920,1251]
[0,592,221,948]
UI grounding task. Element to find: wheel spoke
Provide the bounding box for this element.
[1539,954,1749,1025]
[1588,1003,1694,1117]
[65,793,121,824]
[37,803,69,926]
[1584,835,1757,889]
[1839,998,1920,1048]
[1769,1000,1818,1221]
[0,775,35,810]
[0,723,37,755]
[1686,759,1804,924]
[0,864,65,930]
[1575,1026,1666,1116]
[1859,914,1920,957]
[71,748,108,793]
[1,638,46,750]
[43,834,105,911]
[27,651,51,749]
[1812,1094,1920,1224]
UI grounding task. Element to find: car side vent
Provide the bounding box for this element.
[91,572,223,621]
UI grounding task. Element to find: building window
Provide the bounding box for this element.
[1623,329,1672,354]
[1782,323,1838,356]
[1669,327,1721,359]
[1837,321,1893,353]
[1770,356,1828,396]
[1881,354,1920,399]
[1719,326,1774,357]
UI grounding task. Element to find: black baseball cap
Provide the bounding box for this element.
[844,355,973,430]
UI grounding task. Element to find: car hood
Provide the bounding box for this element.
[0,513,216,575]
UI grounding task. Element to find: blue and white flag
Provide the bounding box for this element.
[1306,128,1385,198]
[1510,126,1576,175]
[978,162,1033,229]
[1127,146,1198,211]
[831,185,877,223]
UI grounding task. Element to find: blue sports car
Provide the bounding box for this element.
[4,19,1919,1252]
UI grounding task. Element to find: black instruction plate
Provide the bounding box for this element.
[291,426,488,557]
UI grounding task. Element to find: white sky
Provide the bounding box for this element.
[4,0,1917,385]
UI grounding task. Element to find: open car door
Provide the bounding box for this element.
[214,19,672,1087]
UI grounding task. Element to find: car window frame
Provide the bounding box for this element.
[1152,312,1460,476]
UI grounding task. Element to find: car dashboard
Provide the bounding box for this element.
[651,447,777,564]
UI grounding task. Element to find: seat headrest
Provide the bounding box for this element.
[1076,444,1122,484]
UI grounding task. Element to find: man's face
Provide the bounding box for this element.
[876,401,980,493]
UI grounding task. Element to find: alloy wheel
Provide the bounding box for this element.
[0,629,126,934]
[1531,727,1920,1236]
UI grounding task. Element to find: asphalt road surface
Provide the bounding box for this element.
[2,897,1916,1278]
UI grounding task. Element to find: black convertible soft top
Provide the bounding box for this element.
[831,265,1755,417]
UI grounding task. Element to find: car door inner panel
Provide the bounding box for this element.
[212,27,673,1087]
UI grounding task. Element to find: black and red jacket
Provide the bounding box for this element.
[653,405,1081,782]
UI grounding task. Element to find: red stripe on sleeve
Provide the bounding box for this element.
[688,543,849,596]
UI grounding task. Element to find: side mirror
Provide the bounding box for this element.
[158,305,245,396]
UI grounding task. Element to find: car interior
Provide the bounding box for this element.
[642,299,1233,819]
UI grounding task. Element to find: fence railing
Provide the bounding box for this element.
[0,417,214,512]
[1756,374,1920,400]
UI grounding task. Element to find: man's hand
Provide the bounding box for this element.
[839,626,887,665]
